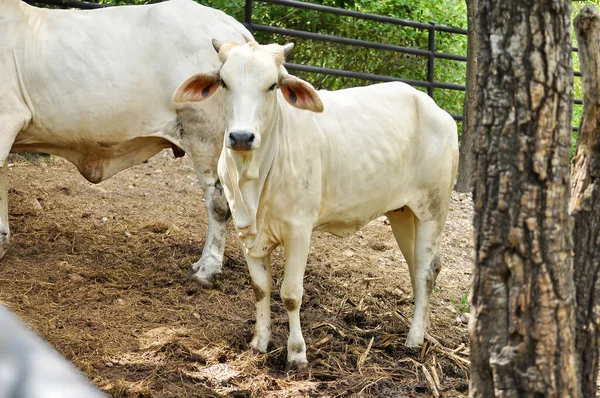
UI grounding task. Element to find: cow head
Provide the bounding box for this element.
[174,40,323,152]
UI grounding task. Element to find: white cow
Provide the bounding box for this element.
[0,0,253,287]
[174,41,459,370]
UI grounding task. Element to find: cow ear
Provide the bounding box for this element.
[173,71,221,103]
[279,74,324,113]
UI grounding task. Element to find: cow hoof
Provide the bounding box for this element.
[191,270,221,289]
[250,335,270,354]
[285,347,308,372]
[405,333,424,348]
[284,359,308,372]
[191,254,223,288]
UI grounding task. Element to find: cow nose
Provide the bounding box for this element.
[229,131,255,151]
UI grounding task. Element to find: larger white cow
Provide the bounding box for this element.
[174,41,459,370]
[0,0,253,286]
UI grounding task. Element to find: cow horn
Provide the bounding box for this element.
[282,43,295,58]
[212,38,224,53]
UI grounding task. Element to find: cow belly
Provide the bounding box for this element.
[314,187,408,237]
[11,135,172,183]
[314,220,367,238]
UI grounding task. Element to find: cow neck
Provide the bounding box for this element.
[224,103,283,244]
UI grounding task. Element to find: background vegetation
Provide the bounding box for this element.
[572,1,599,153]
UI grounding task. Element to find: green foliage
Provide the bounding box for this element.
[450,288,470,314]
[572,2,600,154]
[195,0,244,19]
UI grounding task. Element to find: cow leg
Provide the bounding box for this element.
[405,219,443,347]
[0,162,9,260]
[247,254,272,354]
[191,175,230,288]
[386,207,416,293]
[174,106,230,288]
[0,117,24,260]
[281,230,311,371]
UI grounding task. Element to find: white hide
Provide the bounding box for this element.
[0,0,252,285]
[209,42,458,369]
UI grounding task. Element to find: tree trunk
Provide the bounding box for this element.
[469,0,579,396]
[572,6,600,397]
[454,0,477,193]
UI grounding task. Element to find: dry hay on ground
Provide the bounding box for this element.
[0,152,473,397]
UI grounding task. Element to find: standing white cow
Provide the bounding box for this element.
[174,41,459,370]
[0,0,253,287]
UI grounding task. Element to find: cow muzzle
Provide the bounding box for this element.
[228,130,255,152]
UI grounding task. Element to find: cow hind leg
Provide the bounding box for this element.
[386,207,416,293]
[405,218,443,347]
[191,179,230,288]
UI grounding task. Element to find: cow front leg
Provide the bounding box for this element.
[281,229,311,371]
[405,219,443,347]
[191,177,230,288]
[0,116,23,260]
[0,162,9,259]
[247,254,272,353]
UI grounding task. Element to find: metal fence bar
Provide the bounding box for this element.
[436,52,468,62]
[259,0,468,35]
[245,0,253,30]
[285,63,466,91]
[427,23,436,97]
[251,24,433,57]
[285,63,429,86]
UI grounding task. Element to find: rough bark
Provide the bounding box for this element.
[454,0,477,193]
[469,0,578,397]
[572,6,600,397]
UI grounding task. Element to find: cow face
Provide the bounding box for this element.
[174,41,323,152]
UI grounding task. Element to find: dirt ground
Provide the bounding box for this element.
[0,152,473,397]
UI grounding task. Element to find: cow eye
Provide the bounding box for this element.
[268,83,277,91]
[219,79,227,89]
